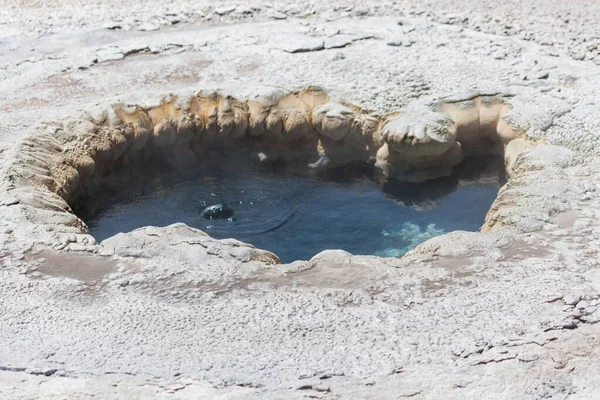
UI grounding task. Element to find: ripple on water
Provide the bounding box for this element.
[85,163,501,263]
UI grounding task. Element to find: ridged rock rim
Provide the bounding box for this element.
[0,86,576,260]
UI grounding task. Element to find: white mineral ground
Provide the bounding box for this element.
[1,0,600,399]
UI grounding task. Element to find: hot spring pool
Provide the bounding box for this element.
[83,162,501,263]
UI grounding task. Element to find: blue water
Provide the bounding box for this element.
[85,163,500,262]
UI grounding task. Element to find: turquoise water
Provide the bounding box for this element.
[84,161,501,262]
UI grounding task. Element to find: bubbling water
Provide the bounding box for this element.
[82,159,502,263]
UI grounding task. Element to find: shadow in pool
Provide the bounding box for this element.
[382,156,506,209]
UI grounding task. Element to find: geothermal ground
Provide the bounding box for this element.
[2,1,600,399]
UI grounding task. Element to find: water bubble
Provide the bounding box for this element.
[377,222,445,258]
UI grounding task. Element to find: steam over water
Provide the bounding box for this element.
[84,161,501,263]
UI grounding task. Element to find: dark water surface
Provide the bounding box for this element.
[85,162,501,262]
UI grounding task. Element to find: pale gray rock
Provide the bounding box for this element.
[234,6,254,15]
[137,21,160,31]
[214,6,236,16]
[563,293,582,306]
[324,35,355,49]
[492,50,507,59]
[1,2,600,399]
[282,37,324,53]
[265,9,287,20]
[526,70,550,80]
[163,14,184,24]
[352,7,371,17]
[95,47,124,63]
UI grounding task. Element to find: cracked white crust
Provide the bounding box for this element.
[2,3,600,398]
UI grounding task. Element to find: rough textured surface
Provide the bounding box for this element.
[1,1,600,399]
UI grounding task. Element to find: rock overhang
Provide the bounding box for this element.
[0,85,581,264]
